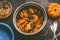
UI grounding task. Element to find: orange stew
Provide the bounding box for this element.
[16,6,44,33]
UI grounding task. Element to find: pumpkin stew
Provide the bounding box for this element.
[16,6,44,33]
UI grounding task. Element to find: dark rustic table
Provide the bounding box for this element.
[0,0,60,40]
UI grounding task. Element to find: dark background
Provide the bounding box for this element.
[0,0,60,40]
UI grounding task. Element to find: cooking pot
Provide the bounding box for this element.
[13,2,47,35]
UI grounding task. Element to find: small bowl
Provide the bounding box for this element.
[13,2,47,35]
[0,1,12,19]
[0,23,14,40]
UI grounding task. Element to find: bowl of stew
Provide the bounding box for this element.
[13,2,47,35]
[0,1,12,19]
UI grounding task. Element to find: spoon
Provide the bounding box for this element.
[53,21,58,40]
[53,32,60,40]
[50,21,58,40]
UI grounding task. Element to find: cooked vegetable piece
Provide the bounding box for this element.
[16,22,20,27]
[25,22,32,31]
[17,19,25,24]
[33,29,38,32]
[23,17,28,20]
[25,24,31,31]
[35,24,42,29]
[20,10,28,17]
[29,8,34,14]
[20,11,24,17]
[33,14,38,20]
[23,10,28,17]
[33,14,38,22]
